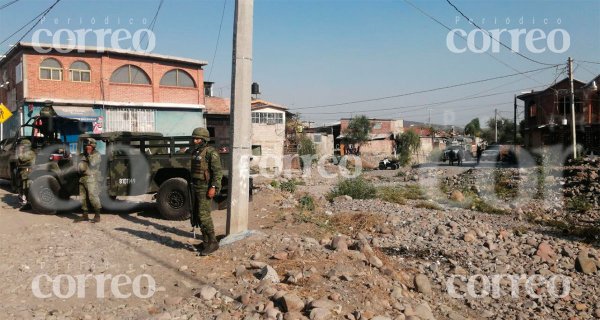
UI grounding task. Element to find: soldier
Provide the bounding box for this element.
[17,139,36,209]
[190,127,222,256]
[75,138,102,223]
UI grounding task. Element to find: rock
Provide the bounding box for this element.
[282,293,305,312]
[310,308,332,320]
[435,225,449,236]
[240,293,251,305]
[391,287,403,300]
[178,265,188,272]
[450,190,465,202]
[414,274,432,296]
[575,303,587,311]
[259,265,280,283]
[235,265,247,278]
[331,236,349,252]
[309,299,336,310]
[594,308,600,318]
[250,261,267,269]
[333,195,352,202]
[273,252,289,260]
[414,303,435,320]
[368,255,384,268]
[576,254,598,274]
[329,293,341,302]
[535,242,556,263]
[284,311,308,320]
[251,252,261,260]
[164,296,183,306]
[372,317,392,320]
[265,307,281,319]
[198,285,217,300]
[463,232,476,242]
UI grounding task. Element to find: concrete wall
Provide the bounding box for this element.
[250,107,286,171]
[305,132,334,158]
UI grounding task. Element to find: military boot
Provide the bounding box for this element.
[200,233,219,256]
[193,232,209,252]
[92,212,101,223]
[74,213,89,223]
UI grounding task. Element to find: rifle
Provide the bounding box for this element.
[188,178,199,239]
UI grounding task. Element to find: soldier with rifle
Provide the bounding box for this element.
[17,139,36,209]
[189,127,222,256]
[74,138,102,223]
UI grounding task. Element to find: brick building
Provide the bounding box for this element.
[338,118,403,156]
[0,42,207,150]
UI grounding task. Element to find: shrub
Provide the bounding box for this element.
[415,200,443,210]
[566,196,592,213]
[298,137,317,169]
[377,186,407,205]
[327,177,376,200]
[299,195,315,211]
[428,149,444,163]
[270,180,279,188]
[280,180,297,193]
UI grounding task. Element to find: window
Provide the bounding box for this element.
[529,103,537,117]
[313,134,322,143]
[105,108,155,132]
[69,61,91,82]
[251,112,283,124]
[110,65,150,85]
[373,122,382,129]
[160,69,195,87]
[40,58,62,80]
[15,62,22,83]
[252,145,262,156]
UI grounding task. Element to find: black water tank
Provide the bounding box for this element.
[251,82,260,95]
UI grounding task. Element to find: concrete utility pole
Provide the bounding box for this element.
[513,95,517,144]
[568,57,577,159]
[494,108,498,143]
[227,0,253,235]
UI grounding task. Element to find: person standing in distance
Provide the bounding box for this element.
[190,127,222,256]
[75,138,102,223]
[17,139,36,209]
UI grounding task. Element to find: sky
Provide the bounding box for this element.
[1,0,599,128]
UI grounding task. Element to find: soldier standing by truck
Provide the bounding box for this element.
[190,127,222,256]
[74,138,102,223]
[17,139,36,209]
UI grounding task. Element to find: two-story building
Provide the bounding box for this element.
[517,77,599,152]
[0,42,207,150]
[338,118,403,156]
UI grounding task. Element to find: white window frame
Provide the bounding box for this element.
[105,108,155,132]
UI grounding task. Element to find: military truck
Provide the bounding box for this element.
[27,131,250,220]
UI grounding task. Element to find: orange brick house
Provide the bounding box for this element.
[0,42,207,149]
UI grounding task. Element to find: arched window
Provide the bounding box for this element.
[69,61,91,82]
[39,58,62,81]
[110,65,151,85]
[160,69,195,88]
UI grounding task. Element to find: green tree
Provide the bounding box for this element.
[343,115,371,146]
[464,118,481,137]
[395,130,421,166]
[297,136,317,170]
[482,117,522,144]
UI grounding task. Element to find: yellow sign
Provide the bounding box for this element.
[0,103,12,124]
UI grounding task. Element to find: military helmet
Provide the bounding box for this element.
[19,139,32,146]
[85,138,97,147]
[192,127,210,141]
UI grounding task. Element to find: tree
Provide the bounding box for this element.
[343,115,371,146]
[395,130,421,166]
[464,118,481,137]
[297,136,316,170]
[482,116,522,144]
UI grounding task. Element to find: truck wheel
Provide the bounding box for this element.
[157,178,191,221]
[29,176,61,214]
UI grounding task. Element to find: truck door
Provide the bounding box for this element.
[108,139,151,196]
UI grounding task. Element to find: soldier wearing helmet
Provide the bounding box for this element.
[75,138,102,223]
[17,139,36,209]
[189,127,223,255]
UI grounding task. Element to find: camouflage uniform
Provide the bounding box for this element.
[190,127,222,255]
[76,138,102,223]
[17,139,36,206]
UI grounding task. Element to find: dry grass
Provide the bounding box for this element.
[329,212,387,237]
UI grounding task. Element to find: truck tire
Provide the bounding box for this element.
[29,176,62,214]
[157,178,191,221]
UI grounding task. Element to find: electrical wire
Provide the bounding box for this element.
[0,0,61,48]
[445,0,559,66]
[290,65,557,111]
[0,0,19,10]
[207,0,227,81]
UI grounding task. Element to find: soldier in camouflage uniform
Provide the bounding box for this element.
[190,127,222,256]
[75,138,102,223]
[17,139,36,209]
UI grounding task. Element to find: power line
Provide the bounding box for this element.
[291,65,556,111]
[403,0,551,86]
[131,0,164,84]
[0,0,61,48]
[207,0,227,81]
[0,0,19,10]
[445,0,558,66]
[580,60,600,65]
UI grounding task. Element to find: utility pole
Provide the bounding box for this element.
[513,95,517,144]
[494,108,498,144]
[568,57,577,159]
[227,0,254,235]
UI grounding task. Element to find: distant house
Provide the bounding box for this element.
[303,122,340,158]
[338,118,403,157]
[517,77,596,151]
[202,92,288,172]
